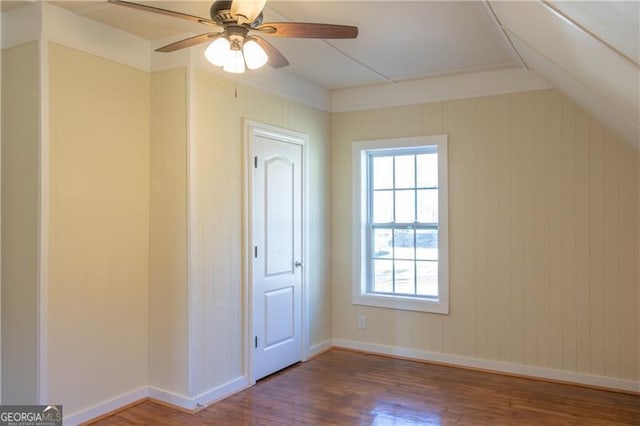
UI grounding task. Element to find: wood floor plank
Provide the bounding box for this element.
[89,349,640,425]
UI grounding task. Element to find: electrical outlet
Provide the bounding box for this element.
[357,314,367,329]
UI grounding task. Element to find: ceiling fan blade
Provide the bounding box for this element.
[256,22,358,39]
[251,36,289,68]
[156,33,221,53]
[107,0,217,26]
[230,0,267,24]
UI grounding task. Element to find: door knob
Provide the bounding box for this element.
[294,260,304,268]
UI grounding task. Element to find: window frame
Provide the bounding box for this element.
[352,135,449,314]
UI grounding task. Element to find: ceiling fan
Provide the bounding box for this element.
[108,0,359,73]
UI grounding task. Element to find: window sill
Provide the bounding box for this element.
[353,292,449,314]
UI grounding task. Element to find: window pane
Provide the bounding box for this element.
[372,190,393,223]
[373,259,393,293]
[416,261,438,297]
[395,190,415,223]
[417,153,438,188]
[372,228,392,258]
[393,229,414,260]
[416,229,438,260]
[394,260,415,295]
[417,189,438,223]
[372,156,393,189]
[394,155,415,188]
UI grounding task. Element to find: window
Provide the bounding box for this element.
[352,135,448,314]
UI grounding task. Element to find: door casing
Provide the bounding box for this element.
[242,119,310,384]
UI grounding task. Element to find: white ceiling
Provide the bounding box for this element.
[46,0,519,90]
[2,1,638,144]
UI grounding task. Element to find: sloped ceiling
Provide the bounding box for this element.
[490,1,639,146]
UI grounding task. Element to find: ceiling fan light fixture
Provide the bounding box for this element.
[243,39,268,70]
[223,48,246,73]
[110,0,359,74]
[205,37,231,67]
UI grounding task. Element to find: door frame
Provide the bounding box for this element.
[242,119,310,384]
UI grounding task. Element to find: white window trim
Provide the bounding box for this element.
[352,135,449,314]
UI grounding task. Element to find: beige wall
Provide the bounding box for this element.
[0,29,2,404]
[148,67,188,395]
[1,41,40,404]
[192,68,332,395]
[48,43,150,413]
[331,89,640,382]
[7,22,635,416]
[1,38,331,412]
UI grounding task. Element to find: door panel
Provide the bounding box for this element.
[265,156,294,276]
[264,286,294,348]
[253,133,302,381]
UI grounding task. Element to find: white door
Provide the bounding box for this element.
[252,132,303,381]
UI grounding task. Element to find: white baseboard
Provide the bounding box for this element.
[64,376,251,425]
[142,376,251,412]
[64,387,148,426]
[62,340,637,425]
[189,376,251,410]
[146,386,193,410]
[332,339,640,394]
[307,340,333,359]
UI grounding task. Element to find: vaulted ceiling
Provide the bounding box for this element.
[2,1,638,145]
[491,1,638,146]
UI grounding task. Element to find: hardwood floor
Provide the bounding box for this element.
[91,349,640,425]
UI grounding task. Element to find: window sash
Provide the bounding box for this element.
[365,150,439,299]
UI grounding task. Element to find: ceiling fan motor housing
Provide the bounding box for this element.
[211,0,264,27]
[227,25,250,48]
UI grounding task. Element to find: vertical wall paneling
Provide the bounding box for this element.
[588,121,605,377]
[186,62,200,400]
[547,91,564,370]
[332,89,640,386]
[474,97,489,361]
[533,91,551,369]
[617,141,639,380]
[191,69,331,397]
[574,109,591,375]
[48,43,150,415]
[561,96,577,372]
[496,96,513,362]
[521,93,537,368]
[509,93,526,366]
[149,68,188,396]
[602,129,620,379]
[0,20,3,404]
[446,100,477,358]
[1,41,40,404]
[38,35,51,405]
